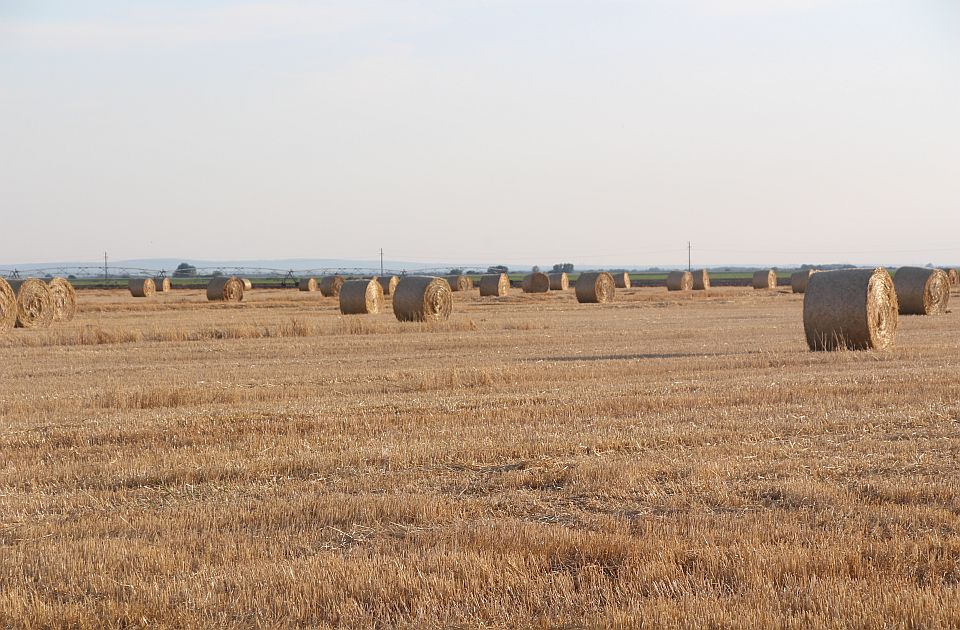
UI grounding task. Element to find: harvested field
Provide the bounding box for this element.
[1,285,960,628]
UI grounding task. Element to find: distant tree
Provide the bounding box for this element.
[449,268,464,275]
[562,263,574,273]
[67,274,77,280]
[532,265,540,273]
[487,265,509,274]
[173,262,197,277]
[211,270,223,277]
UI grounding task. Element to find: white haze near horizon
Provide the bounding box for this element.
[1,0,958,269]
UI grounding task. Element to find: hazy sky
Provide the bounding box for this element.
[2,0,958,268]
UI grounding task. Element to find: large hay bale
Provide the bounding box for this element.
[298,277,318,292]
[666,271,693,291]
[47,277,77,322]
[207,276,244,302]
[521,272,550,293]
[752,270,777,290]
[393,276,452,322]
[692,270,710,291]
[548,272,569,291]
[0,278,16,334]
[9,278,54,329]
[155,277,172,292]
[610,272,631,289]
[949,268,959,286]
[319,275,345,297]
[339,279,384,315]
[803,268,898,351]
[479,273,509,297]
[445,275,472,292]
[378,275,400,295]
[242,278,253,290]
[790,270,817,294]
[893,267,950,315]
[576,272,616,304]
[129,278,156,298]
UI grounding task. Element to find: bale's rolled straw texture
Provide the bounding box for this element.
[666,271,693,291]
[298,277,318,292]
[207,276,244,302]
[803,268,898,351]
[893,267,950,316]
[548,272,569,291]
[445,275,472,292]
[155,277,171,293]
[242,278,253,290]
[692,270,710,291]
[319,275,345,297]
[576,272,616,304]
[944,268,958,287]
[9,278,54,329]
[393,276,452,322]
[0,278,17,334]
[521,272,550,293]
[339,279,384,315]
[752,270,777,290]
[47,277,77,322]
[610,272,631,289]
[479,273,509,297]
[378,275,400,295]
[129,278,155,298]
[791,270,816,294]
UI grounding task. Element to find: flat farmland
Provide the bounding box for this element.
[1,285,959,629]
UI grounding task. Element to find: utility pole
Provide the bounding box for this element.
[380,248,384,278]
[104,252,108,281]
[687,242,691,272]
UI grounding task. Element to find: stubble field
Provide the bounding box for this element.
[1,284,958,629]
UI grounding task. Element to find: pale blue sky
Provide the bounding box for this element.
[2,1,958,267]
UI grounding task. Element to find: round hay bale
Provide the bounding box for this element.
[445,275,472,292]
[319,275,345,297]
[9,278,54,329]
[479,273,509,297]
[47,277,78,322]
[692,270,710,291]
[339,279,384,315]
[576,271,616,304]
[666,271,693,291]
[0,278,17,335]
[803,268,898,351]
[752,270,777,290]
[242,278,253,290]
[298,277,318,292]
[790,270,817,294]
[129,278,156,298]
[521,272,550,293]
[893,267,950,315]
[378,275,400,295]
[548,272,569,291]
[610,272,630,289]
[154,277,171,293]
[948,268,959,286]
[393,276,452,322]
[207,276,244,302]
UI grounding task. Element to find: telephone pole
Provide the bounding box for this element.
[687,242,691,272]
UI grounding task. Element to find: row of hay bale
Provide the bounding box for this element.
[0,277,77,334]
[131,277,253,301]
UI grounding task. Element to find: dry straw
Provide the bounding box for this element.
[154,277,172,292]
[692,269,710,290]
[129,278,156,298]
[47,277,77,322]
[803,268,898,351]
[242,278,253,290]
[445,275,473,291]
[0,278,16,334]
[576,271,616,304]
[548,272,569,291]
[893,267,950,315]
[752,270,777,290]
[521,272,550,293]
[393,276,452,322]
[666,271,693,291]
[610,272,631,289]
[207,276,244,302]
[479,273,510,297]
[9,278,54,329]
[378,275,400,295]
[948,268,959,286]
[298,278,318,292]
[339,279,384,315]
[319,275,345,297]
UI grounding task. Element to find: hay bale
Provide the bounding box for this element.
[790,270,817,294]
[129,278,156,298]
[576,272,616,303]
[692,270,710,291]
[8,278,54,329]
[319,275,345,297]
[610,272,631,289]
[154,277,171,293]
[752,270,777,290]
[479,273,510,297]
[945,268,958,287]
[666,271,693,291]
[803,268,898,351]
[298,277,318,292]
[548,272,569,291]
[893,267,950,315]
[47,277,77,322]
[242,278,253,290]
[445,275,472,292]
[378,275,400,295]
[521,272,550,293]
[393,276,452,322]
[207,276,244,302]
[0,278,16,335]
[339,279,384,315]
